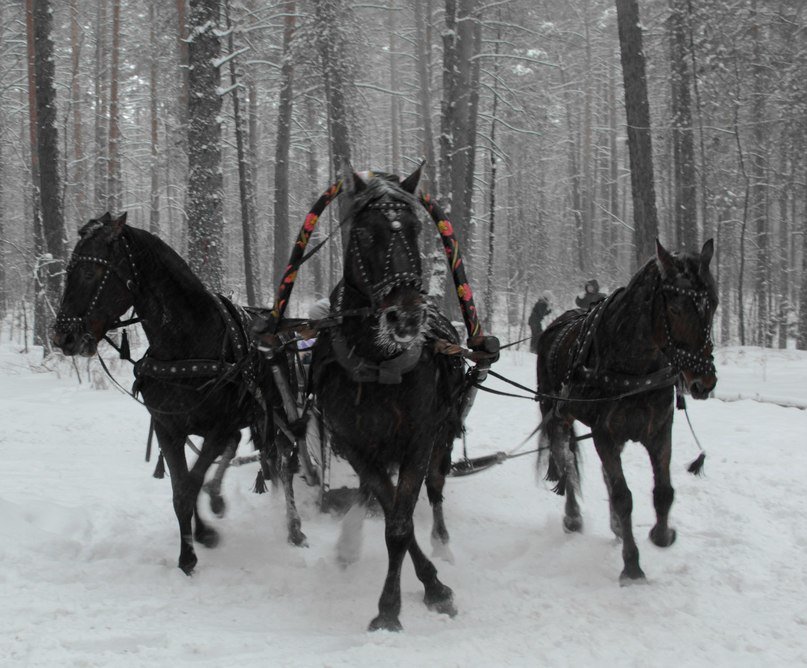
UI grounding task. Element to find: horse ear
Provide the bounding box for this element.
[100,212,112,223]
[103,211,127,242]
[342,162,367,195]
[400,160,424,194]
[655,238,675,279]
[700,238,714,268]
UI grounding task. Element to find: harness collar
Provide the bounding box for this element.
[330,330,423,384]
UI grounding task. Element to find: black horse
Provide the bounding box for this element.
[312,166,465,631]
[536,239,717,583]
[52,213,306,574]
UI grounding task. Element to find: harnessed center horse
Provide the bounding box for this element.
[255,164,498,631]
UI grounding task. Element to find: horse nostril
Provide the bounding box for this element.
[386,310,400,325]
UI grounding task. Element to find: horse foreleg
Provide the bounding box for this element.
[188,434,230,550]
[362,457,454,631]
[601,464,622,539]
[203,434,240,517]
[645,419,677,548]
[426,442,453,562]
[155,426,196,574]
[593,431,645,583]
[276,432,307,547]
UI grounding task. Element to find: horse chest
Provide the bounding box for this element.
[320,369,446,459]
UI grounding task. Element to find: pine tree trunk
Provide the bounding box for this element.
[749,1,769,346]
[560,64,584,271]
[305,103,324,299]
[313,0,352,247]
[177,0,189,134]
[223,0,260,305]
[272,0,296,295]
[440,0,480,244]
[388,0,400,173]
[669,0,697,251]
[615,0,659,269]
[798,166,807,350]
[107,0,122,212]
[413,0,437,193]
[69,0,85,219]
[186,0,224,290]
[94,0,108,214]
[33,0,66,322]
[607,53,619,275]
[581,0,594,268]
[484,31,500,334]
[149,0,160,236]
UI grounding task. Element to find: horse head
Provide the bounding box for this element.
[341,163,428,355]
[654,238,718,400]
[52,212,137,356]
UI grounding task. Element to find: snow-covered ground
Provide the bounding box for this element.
[1,341,806,667]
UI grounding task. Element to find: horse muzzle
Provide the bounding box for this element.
[380,304,427,345]
[52,326,98,357]
[682,370,716,400]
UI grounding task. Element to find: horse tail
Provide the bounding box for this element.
[536,404,564,496]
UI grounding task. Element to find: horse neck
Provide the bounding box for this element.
[599,263,667,373]
[126,229,225,359]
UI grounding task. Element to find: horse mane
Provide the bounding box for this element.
[123,225,210,297]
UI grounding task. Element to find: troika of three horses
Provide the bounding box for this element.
[51,161,718,632]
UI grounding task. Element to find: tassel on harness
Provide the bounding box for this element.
[153,451,166,479]
[677,384,707,476]
[120,329,131,362]
[252,468,268,494]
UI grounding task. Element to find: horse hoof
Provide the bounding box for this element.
[195,526,220,549]
[619,568,647,585]
[425,584,457,617]
[209,494,226,518]
[649,526,676,547]
[288,529,309,548]
[563,515,583,534]
[178,556,197,576]
[368,615,403,632]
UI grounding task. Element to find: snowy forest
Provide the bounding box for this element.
[1,0,806,348]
